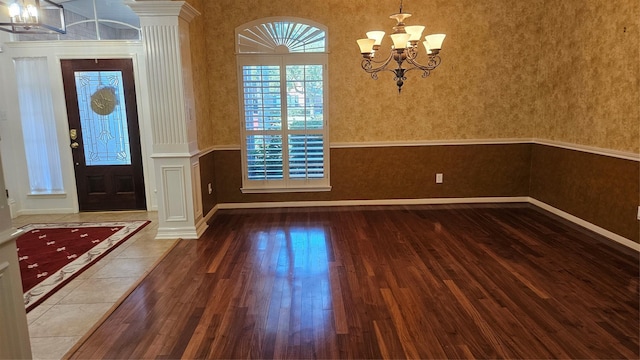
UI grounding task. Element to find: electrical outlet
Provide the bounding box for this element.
[435,173,443,184]
[207,183,213,195]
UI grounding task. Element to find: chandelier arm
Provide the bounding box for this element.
[402,66,430,79]
[361,52,396,79]
[366,54,396,66]
[404,54,442,72]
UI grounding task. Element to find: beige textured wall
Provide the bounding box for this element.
[183,0,212,149]
[535,0,640,153]
[194,0,542,148]
[191,0,639,154]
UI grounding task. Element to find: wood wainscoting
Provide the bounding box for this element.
[200,142,639,246]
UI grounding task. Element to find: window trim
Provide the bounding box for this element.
[236,18,330,193]
[241,186,332,194]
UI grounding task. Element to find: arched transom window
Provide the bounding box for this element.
[236,18,326,54]
[235,17,330,193]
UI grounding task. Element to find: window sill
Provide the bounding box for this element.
[26,191,67,198]
[241,186,332,194]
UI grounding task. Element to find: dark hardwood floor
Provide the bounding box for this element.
[69,204,639,359]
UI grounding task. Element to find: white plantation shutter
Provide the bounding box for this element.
[242,65,283,180]
[237,18,330,192]
[288,134,324,179]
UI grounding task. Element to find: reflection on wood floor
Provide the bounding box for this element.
[69,204,639,359]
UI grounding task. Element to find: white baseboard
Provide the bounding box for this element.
[203,205,219,224]
[205,196,638,252]
[215,197,530,210]
[16,208,76,216]
[527,198,639,252]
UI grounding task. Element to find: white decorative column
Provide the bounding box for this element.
[127,1,206,239]
[0,146,31,358]
[1,34,30,351]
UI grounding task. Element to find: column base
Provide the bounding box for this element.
[155,216,208,240]
[152,152,205,240]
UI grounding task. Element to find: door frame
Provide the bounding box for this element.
[0,41,156,215]
[61,58,146,211]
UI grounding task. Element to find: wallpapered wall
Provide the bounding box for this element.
[186,0,209,148]
[188,0,639,154]
[535,1,640,154]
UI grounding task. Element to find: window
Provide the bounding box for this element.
[14,57,64,194]
[236,17,330,193]
[14,0,140,41]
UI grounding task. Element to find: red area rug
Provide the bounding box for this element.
[17,220,150,312]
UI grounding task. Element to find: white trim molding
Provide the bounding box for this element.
[331,139,639,161]
[26,192,67,198]
[126,1,200,21]
[0,228,31,359]
[241,186,332,194]
[215,197,529,209]
[204,204,219,225]
[532,139,639,161]
[2,40,142,50]
[161,165,188,222]
[528,198,639,252]
[330,138,531,149]
[192,162,203,220]
[207,139,639,162]
[154,157,208,240]
[16,207,77,216]
[199,145,242,155]
[7,199,16,220]
[155,217,207,240]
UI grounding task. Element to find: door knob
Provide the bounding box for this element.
[71,142,79,149]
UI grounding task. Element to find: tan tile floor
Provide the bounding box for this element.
[12,211,178,360]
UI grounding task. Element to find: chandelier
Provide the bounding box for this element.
[357,0,446,93]
[0,0,66,34]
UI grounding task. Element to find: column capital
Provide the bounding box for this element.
[126,1,200,23]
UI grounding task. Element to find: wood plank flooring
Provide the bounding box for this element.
[68,204,640,359]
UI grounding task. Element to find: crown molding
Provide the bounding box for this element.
[125,1,200,22]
